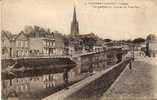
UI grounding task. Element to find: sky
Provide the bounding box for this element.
[1,0,157,40]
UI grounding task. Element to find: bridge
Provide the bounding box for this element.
[1,56,76,80]
[2,48,126,80]
[1,48,129,100]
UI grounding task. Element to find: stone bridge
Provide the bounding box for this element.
[1,56,76,80]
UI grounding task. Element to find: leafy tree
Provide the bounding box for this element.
[24,26,34,34]
[81,36,97,51]
[104,39,112,42]
[146,34,156,41]
[132,38,145,44]
[24,25,50,37]
[126,39,132,43]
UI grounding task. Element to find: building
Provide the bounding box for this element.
[1,31,30,58]
[14,31,29,57]
[28,27,55,56]
[1,31,13,58]
[79,33,104,52]
[146,34,157,57]
[66,7,82,55]
[70,7,79,37]
[53,31,66,55]
[1,26,59,58]
[68,8,105,55]
[67,7,105,55]
[65,36,83,55]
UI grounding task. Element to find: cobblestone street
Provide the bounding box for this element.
[101,57,157,100]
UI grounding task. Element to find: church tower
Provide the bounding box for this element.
[70,7,79,37]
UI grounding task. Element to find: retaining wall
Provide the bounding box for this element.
[43,59,131,100]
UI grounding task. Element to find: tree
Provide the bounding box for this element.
[104,39,112,42]
[24,26,33,34]
[146,34,156,41]
[126,39,132,43]
[132,38,145,44]
[81,36,97,51]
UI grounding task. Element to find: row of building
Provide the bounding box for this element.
[146,34,157,57]
[1,29,66,58]
[1,7,105,59]
[1,29,105,59]
[2,6,157,58]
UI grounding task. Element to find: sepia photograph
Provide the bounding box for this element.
[1,0,157,100]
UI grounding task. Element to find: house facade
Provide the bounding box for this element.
[29,33,55,56]
[14,31,29,57]
[146,34,157,57]
[53,31,65,55]
[1,28,66,58]
[1,31,13,58]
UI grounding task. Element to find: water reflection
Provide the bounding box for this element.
[2,73,63,100]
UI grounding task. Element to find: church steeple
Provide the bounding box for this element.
[71,7,79,37]
[73,7,77,22]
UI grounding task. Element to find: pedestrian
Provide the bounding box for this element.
[63,68,69,89]
[129,60,132,70]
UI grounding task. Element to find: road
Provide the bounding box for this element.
[101,57,157,100]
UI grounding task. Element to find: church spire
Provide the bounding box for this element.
[71,6,79,37]
[73,7,77,22]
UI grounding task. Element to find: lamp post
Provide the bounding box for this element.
[133,44,135,61]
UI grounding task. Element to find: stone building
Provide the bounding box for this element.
[2,26,66,58]
[53,31,66,55]
[14,31,29,57]
[28,29,55,56]
[1,31,13,58]
[71,50,107,75]
[67,7,105,55]
[146,34,157,57]
[65,7,82,55]
[65,36,83,55]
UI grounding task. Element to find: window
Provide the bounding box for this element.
[43,48,48,54]
[51,41,54,46]
[25,41,28,47]
[18,41,21,47]
[2,40,4,45]
[45,40,47,46]
[50,41,52,46]
[16,41,18,47]
[25,50,28,55]
[46,48,48,54]
[21,41,23,47]
[42,40,46,46]
[2,49,5,54]
[49,41,50,46]
[52,42,55,46]
[30,50,32,54]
